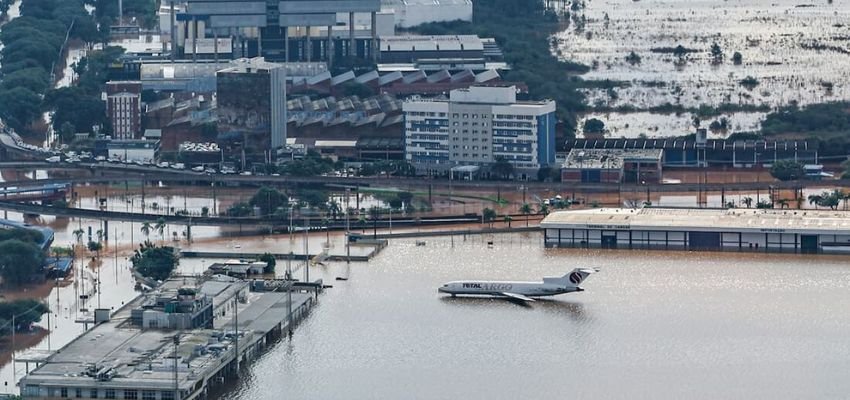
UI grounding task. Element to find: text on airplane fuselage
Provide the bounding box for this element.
[462,283,513,291]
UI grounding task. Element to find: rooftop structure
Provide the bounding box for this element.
[20,277,316,400]
[565,138,819,168]
[561,149,663,184]
[542,208,850,254]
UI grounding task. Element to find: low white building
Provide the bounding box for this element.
[542,208,850,254]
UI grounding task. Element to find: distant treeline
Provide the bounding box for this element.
[0,299,49,335]
[408,0,590,137]
[0,0,126,139]
[761,102,850,160]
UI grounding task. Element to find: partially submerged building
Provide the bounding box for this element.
[542,208,850,254]
[561,149,663,184]
[19,276,317,400]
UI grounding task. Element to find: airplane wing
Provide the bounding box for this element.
[500,292,536,302]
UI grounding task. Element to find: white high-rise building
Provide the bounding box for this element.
[403,86,556,179]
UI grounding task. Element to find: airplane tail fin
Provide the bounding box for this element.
[560,268,599,287]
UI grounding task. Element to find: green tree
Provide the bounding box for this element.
[250,186,286,216]
[154,218,166,243]
[583,118,606,135]
[490,156,514,180]
[0,87,43,132]
[732,51,743,65]
[769,160,805,181]
[201,206,210,217]
[709,42,723,64]
[742,197,754,208]
[520,203,533,227]
[227,202,253,217]
[808,194,823,209]
[258,253,276,274]
[0,299,49,334]
[140,222,152,241]
[388,197,403,210]
[0,240,44,286]
[482,208,497,227]
[625,51,641,65]
[130,242,178,282]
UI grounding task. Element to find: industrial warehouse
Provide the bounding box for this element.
[541,208,850,254]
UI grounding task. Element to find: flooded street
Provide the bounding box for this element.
[559,0,850,136]
[222,234,850,399]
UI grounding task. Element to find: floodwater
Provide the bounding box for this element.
[578,110,765,138]
[222,234,850,399]
[559,0,850,136]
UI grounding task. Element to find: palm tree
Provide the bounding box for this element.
[538,204,550,216]
[742,197,754,208]
[73,228,84,245]
[520,203,533,227]
[96,229,104,243]
[808,194,823,209]
[504,215,513,228]
[155,218,166,243]
[72,228,84,258]
[328,200,341,220]
[140,222,152,242]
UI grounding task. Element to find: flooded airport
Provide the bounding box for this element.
[212,234,850,399]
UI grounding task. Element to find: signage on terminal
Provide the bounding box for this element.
[585,224,630,230]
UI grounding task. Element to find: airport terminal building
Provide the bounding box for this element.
[541,208,850,254]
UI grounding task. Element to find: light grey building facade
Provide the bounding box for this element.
[182,0,381,63]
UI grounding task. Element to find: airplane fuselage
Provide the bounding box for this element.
[438,280,581,298]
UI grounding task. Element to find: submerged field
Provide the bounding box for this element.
[557,0,850,137]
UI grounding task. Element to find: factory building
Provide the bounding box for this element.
[182,0,382,63]
[403,85,556,178]
[561,149,663,184]
[542,208,850,254]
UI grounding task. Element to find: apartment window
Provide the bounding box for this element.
[90,388,99,398]
[142,390,156,400]
[439,112,446,117]
[75,388,83,398]
[452,113,459,118]
[462,114,468,118]
[161,392,175,400]
[124,389,138,400]
[61,388,68,398]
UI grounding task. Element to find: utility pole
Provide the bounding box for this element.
[303,214,309,283]
[287,253,293,335]
[233,296,239,375]
[173,334,179,400]
[345,188,350,264]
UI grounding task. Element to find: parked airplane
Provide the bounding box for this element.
[438,268,599,302]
